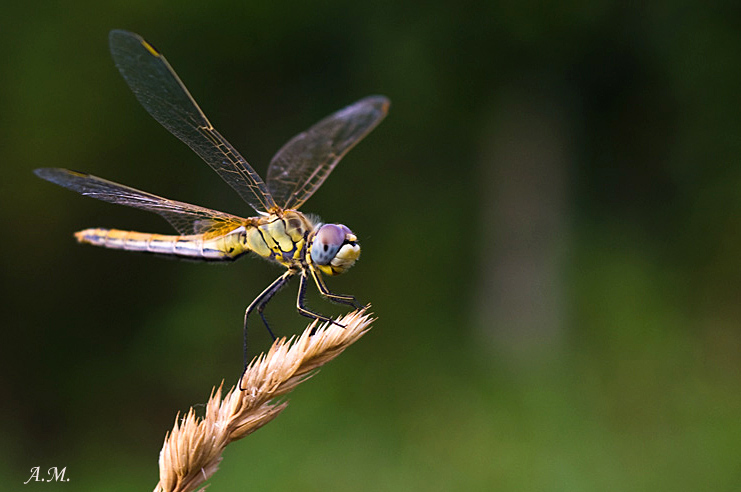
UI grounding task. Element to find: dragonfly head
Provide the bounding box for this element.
[308,223,360,276]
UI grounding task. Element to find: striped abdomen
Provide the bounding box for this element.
[74,227,249,260]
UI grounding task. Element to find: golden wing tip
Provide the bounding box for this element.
[367,95,391,114]
[140,39,161,57]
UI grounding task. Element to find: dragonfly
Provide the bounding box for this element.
[35,30,388,366]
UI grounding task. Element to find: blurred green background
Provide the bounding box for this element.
[2,1,740,491]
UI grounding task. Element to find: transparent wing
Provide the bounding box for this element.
[108,30,277,214]
[266,95,389,210]
[34,168,246,236]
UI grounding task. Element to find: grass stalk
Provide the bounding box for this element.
[152,309,374,492]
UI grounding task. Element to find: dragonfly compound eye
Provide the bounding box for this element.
[310,224,360,273]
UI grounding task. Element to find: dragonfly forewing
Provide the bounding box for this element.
[266,95,389,210]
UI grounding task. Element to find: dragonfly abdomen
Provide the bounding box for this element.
[74,228,246,260]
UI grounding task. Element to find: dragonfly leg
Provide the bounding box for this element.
[309,267,365,309]
[242,271,294,377]
[296,272,345,334]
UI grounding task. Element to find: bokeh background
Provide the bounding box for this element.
[2,2,740,491]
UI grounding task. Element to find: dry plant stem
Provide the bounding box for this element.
[153,309,374,492]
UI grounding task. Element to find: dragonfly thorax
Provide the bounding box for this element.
[241,210,313,266]
[308,223,360,276]
[241,213,359,275]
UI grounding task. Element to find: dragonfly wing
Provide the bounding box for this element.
[108,30,277,214]
[266,95,389,210]
[34,168,246,236]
